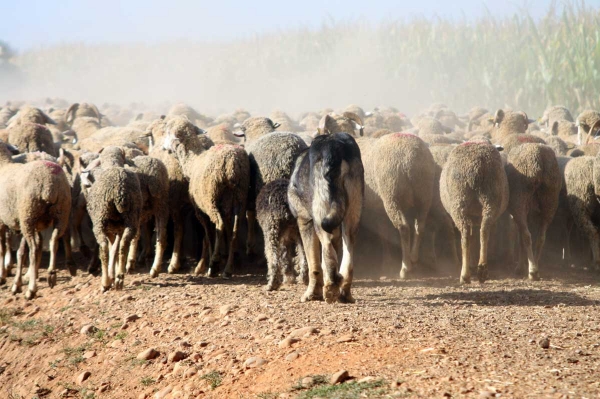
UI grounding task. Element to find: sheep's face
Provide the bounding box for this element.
[493,110,533,134]
[162,117,209,157]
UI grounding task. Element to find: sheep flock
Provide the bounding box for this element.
[1,99,600,304]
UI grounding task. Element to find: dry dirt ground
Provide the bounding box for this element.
[1,257,600,399]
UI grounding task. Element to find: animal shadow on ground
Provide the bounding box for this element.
[422,289,598,307]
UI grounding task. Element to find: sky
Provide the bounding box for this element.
[1,0,591,50]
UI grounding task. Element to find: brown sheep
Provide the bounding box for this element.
[498,133,546,154]
[357,133,435,279]
[490,109,534,140]
[576,110,600,145]
[234,117,281,142]
[317,112,364,137]
[505,143,561,280]
[540,105,574,128]
[7,122,58,157]
[7,106,56,128]
[440,141,509,284]
[0,141,71,299]
[163,116,249,278]
[81,146,142,291]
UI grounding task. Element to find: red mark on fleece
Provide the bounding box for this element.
[517,136,537,143]
[392,132,417,138]
[41,160,63,175]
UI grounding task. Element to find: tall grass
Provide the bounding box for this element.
[2,1,599,117]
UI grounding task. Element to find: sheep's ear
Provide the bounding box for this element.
[318,114,333,135]
[493,109,505,127]
[195,126,207,135]
[272,122,281,129]
[65,103,79,124]
[98,147,104,154]
[57,148,65,167]
[43,112,57,125]
[495,144,504,152]
[160,115,166,120]
[135,113,143,121]
[551,121,559,136]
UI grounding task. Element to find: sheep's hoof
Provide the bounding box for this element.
[399,267,409,280]
[264,284,277,292]
[48,271,57,288]
[167,265,178,274]
[11,284,22,295]
[528,271,540,281]
[476,265,488,283]
[65,260,77,277]
[339,289,355,304]
[323,284,340,304]
[300,290,324,302]
[115,275,124,291]
[25,289,36,300]
[221,271,232,279]
[149,268,159,278]
[88,265,100,276]
[207,268,219,278]
[460,275,471,285]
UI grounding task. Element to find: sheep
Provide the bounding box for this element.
[65,102,102,126]
[206,124,241,145]
[0,141,71,299]
[357,133,435,278]
[162,116,249,278]
[416,117,449,136]
[317,112,364,137]
[288,132,364,303]
[270,110,300,132]
[84,147,169,277]
[562,155,600,271]
[344,104,366,121]
[490,109,534,140]
[505,143,561,280]
[0,107,16,128]
[540,105,574,128]
[440,141,509,284]
[256,179,307,290]
[244,132,308,257]
[81,146,142,291]
[167,103,212,127]
[79,126,150,153]
[576,110,600,145]
[7,122,58,157]
[544,136,570,156]
[235,117,281,142]
[497,133,546,154]
[70,117,102,141]
[145,117,190,274]
[549,119,577,140]
[6,106,56,128]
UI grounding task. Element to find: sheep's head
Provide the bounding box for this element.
[417,117,446,136]
[0,140,19,160]
[98,146,126,168]
[65,102,102,125]
[233,117,280,141]
[162,116,212,157]
[550,120,577,138]
[317,113,364,137]
[576,110,600,144]
[541,105,574,127]
[492,109,534,134]
[8,106,56,128]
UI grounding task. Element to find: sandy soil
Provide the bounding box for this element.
[1,257,600,399]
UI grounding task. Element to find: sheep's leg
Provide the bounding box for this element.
[575,213,600,270]
[223,213,240,279]
[410,207,429,266]
[4,233,12,277]
[136,223,149,264]
[477,215,494,283]
[150,215,167,278]
[208,216,225,278]
[99,236,111,292]
[459,227,471,284]
[87,244,100,275]
[338,225,357,304]
[398,218,412,280]
[11,238,27,294]
[195,235,211,275]
[24,233,42,300]
[167,211,184,273]
[116,228,135,290]
[108,234,120,283]
[264,231,283,291]
[47,227,61,289]
[246,210,257,258]
[299,220,323,302]
[295,237,309,286]
[282,241,297,286]
[530,219,551,281]
[316,228,341,304]
[0,226,6,285]
[62,226,76,277]
[126,230,140,274]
